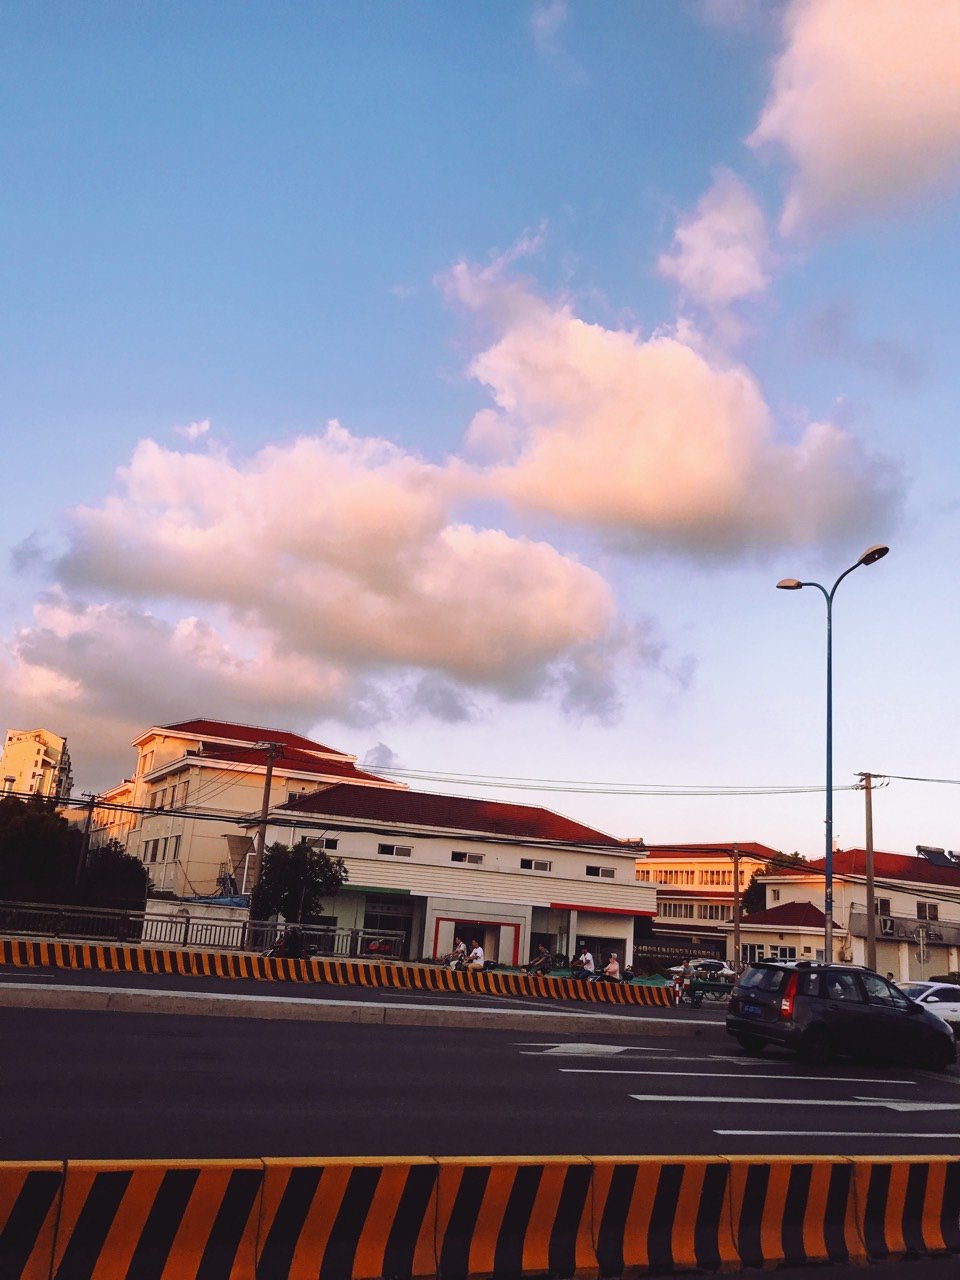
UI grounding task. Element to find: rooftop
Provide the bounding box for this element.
[277,783,625,847]
[741,900,826,928]
[153,718,341,756]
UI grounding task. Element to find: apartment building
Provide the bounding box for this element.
[92,718,402,896]
[258,784,657,966]
[0,728,73,801]
[631,841,784,961]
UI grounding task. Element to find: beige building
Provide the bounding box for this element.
[92,718,402,896]
[0,728,73,800]
[742,848,960,980]
[631,841,784,961]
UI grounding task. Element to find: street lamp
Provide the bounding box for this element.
[776,544,889,963]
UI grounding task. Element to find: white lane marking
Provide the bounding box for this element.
[630,1094,960,1112]
[517,1044,669,1055]
[566,1069,914,1084]
[717,1130,960,1138]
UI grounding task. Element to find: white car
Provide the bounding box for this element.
[898,981,960,1030]
[668,958,735,980]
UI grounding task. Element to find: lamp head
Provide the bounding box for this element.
[776,578,803,590]
[857,544,889,567]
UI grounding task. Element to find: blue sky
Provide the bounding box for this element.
[2,0,958,858]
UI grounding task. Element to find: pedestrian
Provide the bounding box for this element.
[674,957,693,1005]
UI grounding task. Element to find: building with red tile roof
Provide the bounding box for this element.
[93,718,402,897]
[755,848,960,979]
[255,783,655,967]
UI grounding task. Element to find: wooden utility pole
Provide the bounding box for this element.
[247,742,281,900]
[859,772,877,970]
[731,845,742,970]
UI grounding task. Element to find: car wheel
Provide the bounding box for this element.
[798,1026,834,1065]
[921,1037,955,1073]
[736,1035,765,1055]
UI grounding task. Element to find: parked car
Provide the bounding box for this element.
[726,961,956,1070]
[668,958,735,980]
[898,981,960,1029]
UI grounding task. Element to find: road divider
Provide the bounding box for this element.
[2,1155,957,1278]
[0,939,674,1009]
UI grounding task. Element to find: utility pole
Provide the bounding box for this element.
[75,793,96,885]
[247,742,281,901]
[731,845,742,970]
[859,772,877,970]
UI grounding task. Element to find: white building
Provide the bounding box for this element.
[737,848,960,980]
[259,783,657,966]
[92,718,402,896]
[0,728,73,800]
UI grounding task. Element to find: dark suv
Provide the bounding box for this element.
[726,961,956,1070]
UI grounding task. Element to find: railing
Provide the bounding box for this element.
[0,900,405,958]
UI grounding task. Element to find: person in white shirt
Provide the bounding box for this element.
[572,947,594,980]
[466,939,485,971]
[448,937,467,969]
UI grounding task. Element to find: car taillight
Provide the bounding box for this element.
[779,973,798,1019]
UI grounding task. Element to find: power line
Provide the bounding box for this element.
[372,766,860,798]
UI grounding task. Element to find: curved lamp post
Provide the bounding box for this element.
[777,544,889,963]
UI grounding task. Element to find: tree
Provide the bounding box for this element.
[250,840,347,923]
[77,841,148,909]
[0,797,148,908]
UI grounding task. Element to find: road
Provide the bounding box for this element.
[3,998,958,1161]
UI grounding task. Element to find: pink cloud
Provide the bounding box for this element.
[446,261,901,555]
[751,0,960,234]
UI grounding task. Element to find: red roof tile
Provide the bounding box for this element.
[636,842,787,861]
[159,719,340,755]
[807,848,960,890]
[279,784,624,846]
[194,743,396,785]
[741,901,826,927]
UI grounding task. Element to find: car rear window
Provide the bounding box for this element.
[738,966,787,992]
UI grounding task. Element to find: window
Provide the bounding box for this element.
[451,850,484,865]
[306,837,339,852]
[144,839,159,864]
[660,902,694,919]
[697,904,731,920]
[585,865,614,879]
[520,857,552,872]
[918,902,939,921]
[826,972,865,1003]
[771,889,780,902]
[875,898,891,916]
[768,945,796,960]
[377,843,412,858]
[637,869,650,881]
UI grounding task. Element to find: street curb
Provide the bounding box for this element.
[0,981,727,1038]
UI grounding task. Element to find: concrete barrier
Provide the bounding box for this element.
[3,1155,958,1278]
[0,939,675,1010]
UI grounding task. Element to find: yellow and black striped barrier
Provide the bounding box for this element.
[0,939,675,1009]
[2,1155,958,1278]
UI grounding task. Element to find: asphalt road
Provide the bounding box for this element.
[3,1001,958,1162]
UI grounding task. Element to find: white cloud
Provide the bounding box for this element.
[445,259,901,556]
[175,418,211,442]
[750,0,960,234]
[656,169,774,313]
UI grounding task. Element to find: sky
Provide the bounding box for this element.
[1,0,958,858]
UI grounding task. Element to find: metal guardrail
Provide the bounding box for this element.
[0,899,405,958]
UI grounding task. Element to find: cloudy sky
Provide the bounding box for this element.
[2,0,958,855]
